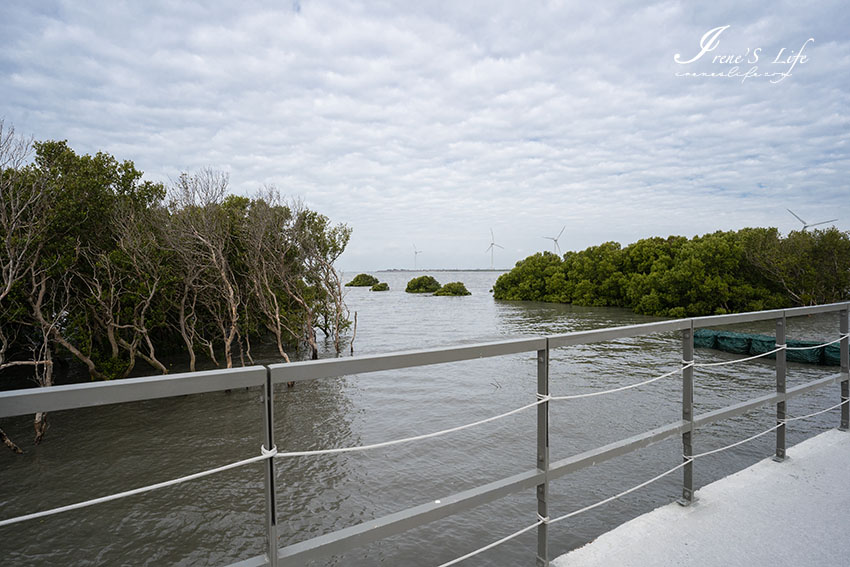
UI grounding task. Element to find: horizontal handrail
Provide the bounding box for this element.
[693,302,849,327]
[0,366,267,418]
[275,469,545,564]
[548,319,691,348]
[267,337,546,384]
[3,303,847,416]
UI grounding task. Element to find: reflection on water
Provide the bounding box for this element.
[0,270,844,565]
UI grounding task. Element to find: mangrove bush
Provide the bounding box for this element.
[405,275,440,293]
[346,273,379,287]
[493,228,850,317]
[434,282,471,296]
[0,122,351,447]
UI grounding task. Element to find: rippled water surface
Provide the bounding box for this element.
[1,271,844,566]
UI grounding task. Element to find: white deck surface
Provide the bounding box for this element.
[553,428,850,567]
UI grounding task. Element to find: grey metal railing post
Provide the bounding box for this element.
[774,314,787,460]
[679,323,695,505]
[262,367,279,567]
[536,341,550,567]
[841,307,849,431]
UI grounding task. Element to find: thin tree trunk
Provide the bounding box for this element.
[308,325,318,360]
[141,333,168,374]
[202,338,219,367]
[237,330,246,367]
[224,324,236,368]
[350,311,357,355]
[31,271,105,380]
[244,332,254,365]
[107,324,119,359]
[178,290,197,372]
[46,320,104,380]
[33,344,53,444]
[34,412,48,444]
[1,428,23,454]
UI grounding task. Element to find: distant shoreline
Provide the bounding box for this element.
[376,268,509,273]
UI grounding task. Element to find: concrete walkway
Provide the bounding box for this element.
[553,428,850,567]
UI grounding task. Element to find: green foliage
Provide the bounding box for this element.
[370,282,389,291]
[492,252,566,302]
[405,275,440,293]
[1,136,351,381]
[346,273,379,287]
[741,227,850,306]
[494,228,850,317]
[434,282,471,296]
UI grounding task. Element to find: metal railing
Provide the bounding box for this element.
[1,302,848,566]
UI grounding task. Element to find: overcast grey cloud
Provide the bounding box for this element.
[1,1,848,270]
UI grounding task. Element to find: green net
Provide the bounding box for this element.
[749,336,778,360]
[715,331,752,355]
[825,344,842,366]
[785,340,824,364]
[694,329,845,366]
[693,329,716,349]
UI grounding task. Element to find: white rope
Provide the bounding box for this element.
[693,346,785,368]
[275,398,546,458]
[687,397,849,460]
[0,446,275,528]
[549,363,692,401]
[784,398,850,423]
[784,333,850,351]
[689,423,783,460]
[436,519,545,567]
[547,460,690,525]
[441,458,691,564]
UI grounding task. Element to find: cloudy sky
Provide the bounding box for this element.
[1,1,848,271]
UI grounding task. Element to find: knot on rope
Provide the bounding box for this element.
[537,513,550,525]
[536,393,552,402]
[261,445,278,458]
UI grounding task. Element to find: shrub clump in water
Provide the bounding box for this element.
[370,282,389,291]
[345,273,379,287]
[405,275,440,293]
[434,282,471,296]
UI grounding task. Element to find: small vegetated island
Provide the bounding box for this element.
[345,273,379,287]
[370,282,389,291]
[434,282,471,296]
[405,275,441,293]
[492,228,850,317]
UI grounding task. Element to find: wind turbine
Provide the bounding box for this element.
[485,228,503,270]
[543,225,566,254]
[413,244,422,270]
[786,209,838,231]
